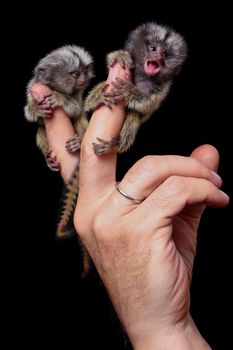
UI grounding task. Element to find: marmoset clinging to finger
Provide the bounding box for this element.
[24,45,94,171]
[84,21,187,155]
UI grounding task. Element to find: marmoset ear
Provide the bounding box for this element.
[34,66,51,84]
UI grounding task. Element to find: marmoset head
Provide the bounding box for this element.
[34,45,94,95]
[125,22,187,82]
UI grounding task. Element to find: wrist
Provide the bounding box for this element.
[132,314,211,350]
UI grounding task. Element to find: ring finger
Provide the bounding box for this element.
[112,155,222,209]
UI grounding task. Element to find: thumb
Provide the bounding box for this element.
[190,144,219,172]
[188,144,220,224]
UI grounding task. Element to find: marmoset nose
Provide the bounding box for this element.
[156,46,165,66]
[78,72,86,85]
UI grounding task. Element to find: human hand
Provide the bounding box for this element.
[30,68,229,350]
[75,108,229,350]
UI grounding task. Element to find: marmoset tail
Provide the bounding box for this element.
[56,167,91,277]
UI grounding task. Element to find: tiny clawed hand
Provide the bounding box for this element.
[104,77,132,103]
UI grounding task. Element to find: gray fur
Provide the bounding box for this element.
[33,45,94,96]
[85,21,187,156]
[125,22,188,90]
[24,45,94,164]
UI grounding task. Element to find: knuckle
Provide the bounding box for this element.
[205,180,215,194]
[164,175,187,195]
[92,212,110,242]
[73,216,89,239]
[189,157,204,174]
[148,176,188,212]
[125,156,157,183]
[149,194,168,210]
[74,207,112,244]
[137,155,157,173]
[190,157,201,169]
[93,213,104,235]
[93,208,124,244]
[124,171,144,188]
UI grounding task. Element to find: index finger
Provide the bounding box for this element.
[78,63,131,202]
[30,83,79,183]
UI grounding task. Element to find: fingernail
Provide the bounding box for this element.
[220,190,230,202]
[211,171,222,187]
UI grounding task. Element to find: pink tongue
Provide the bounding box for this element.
[144,60,159,74]
[144,61,160,75]
[147,62,158,73]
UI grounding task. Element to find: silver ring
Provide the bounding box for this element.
[115,182,143,204]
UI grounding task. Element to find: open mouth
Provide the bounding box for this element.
[144,60,161,76]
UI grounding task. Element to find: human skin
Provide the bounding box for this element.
[31,66,229,349]
[30,83,79,183]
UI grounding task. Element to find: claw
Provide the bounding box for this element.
[96,137,108,144]
[104,92,113,97]
[120,61,125,69]
[102,83,110,93]
[92,136,120,155]
[115,77,126,84]
[37,107,53,118]
[92,142,109,156]
[65,134,81,152]
[46,150,61,171]
[96,136,120,144]
[42,94,59,110]
[111,81,122,89]
[44,92,52,98]
[104,100,114,109]
[110,60,117,68]
[48,163,60,172]
[100,95,115,109]
[42,103,52,109]
[37,98,46,105]
[43,110,53,116]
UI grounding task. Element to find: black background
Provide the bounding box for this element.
[5,3,232,349]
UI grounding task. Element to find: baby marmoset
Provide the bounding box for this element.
[24,45,94,171]
[85,22,187,155]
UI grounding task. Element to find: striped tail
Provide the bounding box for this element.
[56,167,92,276]
[56,168,79,238]
[81,244,92,278]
